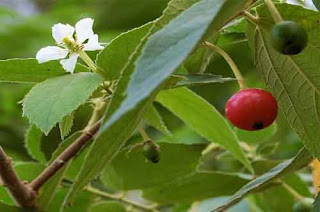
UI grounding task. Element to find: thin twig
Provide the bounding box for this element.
[0,146,37,207]
[29,121,101,191]
[204,42,246,89]
[86,186,159,212]
[265,0,283,23]
[282,181,304,201]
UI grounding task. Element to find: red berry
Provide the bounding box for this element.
[225,89,278,131]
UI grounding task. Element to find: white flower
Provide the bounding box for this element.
[36,18,103,74]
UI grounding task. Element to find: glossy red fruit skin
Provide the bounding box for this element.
[225,89,278,131]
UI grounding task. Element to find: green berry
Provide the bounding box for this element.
[293,198,313,212]
[270,21,308,55]
[142,140,160,163]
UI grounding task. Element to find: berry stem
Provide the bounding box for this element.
[243,11,259,25]
[282,181,304,201]
[139,126,151,141]
[265,0,283,23]
[204,42,246,90]
[86,186,159,212]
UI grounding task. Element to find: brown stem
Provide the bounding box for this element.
[29,121,101,191]
[0,146,37,207]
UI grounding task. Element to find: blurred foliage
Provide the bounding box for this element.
[0,0,316,211]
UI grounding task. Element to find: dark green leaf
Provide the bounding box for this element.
[102,142,205,190]
[214,148,312,211]
[23,72,103,134]
[246,4,320,158]
[0,59,88,83]
[142,172,249,204]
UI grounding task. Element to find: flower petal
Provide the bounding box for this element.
[52,23,75,44]
[75,18,94,44]
[36,46,69,63]
[83,34,104,51]
[60,53,79,74]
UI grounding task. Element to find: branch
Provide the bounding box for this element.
[0,146,37,207]
[29,121,101,191]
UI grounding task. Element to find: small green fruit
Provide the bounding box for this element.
[142,140,160,163]
[312,0,320,11]
[293,198,313,212]
[270,21,308,55]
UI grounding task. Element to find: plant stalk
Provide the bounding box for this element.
[204,42,246,90]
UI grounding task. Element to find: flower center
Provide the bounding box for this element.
[62,37,83,53]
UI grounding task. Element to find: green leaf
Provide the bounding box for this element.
[313,193,320,212]
[213,148,312,211]
[0,59,88,83]
[96,23,153,81]
[59,113,74,139]
[62,0,205,205]
[90,202,126,212]
[102,142,205,190]
[23,72,103,135]
[172,73,235,88]
[156,87,253,172]
[142,172,249,204]
[144,105,171,135]
[14,162,45,181]
[235,123,277,144]
[25,125,46,164]
[37,132,82,211]
[246,4,320,158]
[0,202,21,212]
[102,0,251,142]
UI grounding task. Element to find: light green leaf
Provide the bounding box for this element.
[23,72,103,135]
[102,142,205,190]
[90,202,126,212]
[246,4,320,158]
[142,172,249,204]
[59,113,74,139]
[0,59,88,83]
[214,148,312,211]
[172,73,235,88]
[25,125,46,164]
[144,105,171,135]
[156,87,252,172]
[96,23,153,81]
[63,0,205,205]
[235,123,277,144]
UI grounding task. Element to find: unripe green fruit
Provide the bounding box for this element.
[293,198,313,212]
[312,0,320,11]
[270,21,308,55]
[142,140,160,163]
